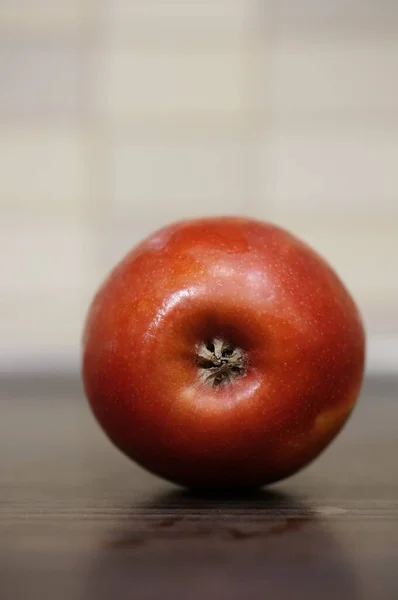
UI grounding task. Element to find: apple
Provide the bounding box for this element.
[82,217,365,489]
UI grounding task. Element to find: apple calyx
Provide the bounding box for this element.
[196,338,246,387]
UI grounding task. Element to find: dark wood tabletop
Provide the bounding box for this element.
[1,374,397,600]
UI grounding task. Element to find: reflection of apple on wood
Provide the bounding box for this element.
[82,217,365,489]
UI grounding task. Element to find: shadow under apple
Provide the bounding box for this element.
[82,487,361,600]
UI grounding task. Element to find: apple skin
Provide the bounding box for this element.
[82,217,365,489]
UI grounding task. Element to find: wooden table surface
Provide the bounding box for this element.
[1,374,397,600]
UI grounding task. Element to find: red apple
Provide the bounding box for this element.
[82,217,365,489]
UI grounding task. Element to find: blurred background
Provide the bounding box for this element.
[1,0,397,377]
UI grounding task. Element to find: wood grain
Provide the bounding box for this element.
[0,375,397,599]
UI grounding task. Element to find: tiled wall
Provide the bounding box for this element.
[1,1,398,370]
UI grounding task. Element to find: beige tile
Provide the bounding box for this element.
[95,47,248,123]
[0,39,85,119]
[268,0,398,26]
[0,221,95,295]
[109,137,249,217]
[282,221,398,298]
[266,34,398,115]
[259,125,398,216]
[100,0,249,39]
[0,126,88,216]
[0,1,85,33]
[0,224,98,358]
[0,289,88,358]
[0,290,86,334]
[104,0,248,20]
[0,219,95,361]
[304,225,398,332]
